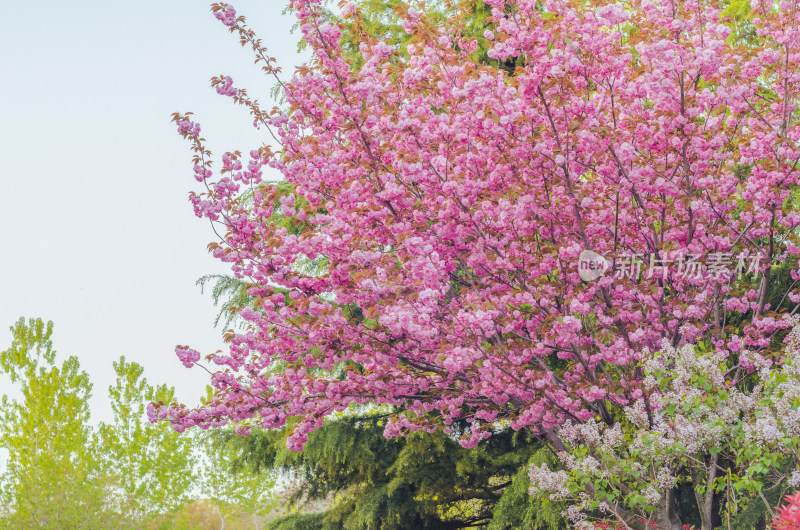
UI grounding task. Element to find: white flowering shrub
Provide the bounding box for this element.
[529,323,800,530]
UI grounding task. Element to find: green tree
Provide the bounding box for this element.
[98,357,196,528]
[0,318,108,529]
[197,430,277,530]
[213,413,552,530]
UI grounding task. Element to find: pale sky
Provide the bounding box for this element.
[0,1,306,423]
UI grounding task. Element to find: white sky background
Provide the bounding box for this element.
[0,1,307,424]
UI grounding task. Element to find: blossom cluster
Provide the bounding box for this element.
[213,4,237,26]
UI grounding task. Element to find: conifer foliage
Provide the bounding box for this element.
[216,413,552,529]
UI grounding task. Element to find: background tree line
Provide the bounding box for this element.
[0,317,277,529]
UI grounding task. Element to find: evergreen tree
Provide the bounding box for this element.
[213,413,560,529]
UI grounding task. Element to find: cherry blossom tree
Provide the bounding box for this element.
[164,0,800,528]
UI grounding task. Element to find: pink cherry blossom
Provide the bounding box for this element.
[163,0,800,472]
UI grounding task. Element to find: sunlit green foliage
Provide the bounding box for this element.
[98,358,196,528]
[197,431,278,530]
[0,318,108,529]
[0,319,276,528]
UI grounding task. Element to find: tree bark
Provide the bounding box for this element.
[690,453,719,530]
[652,485,684,530]
[214,505,226,530]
